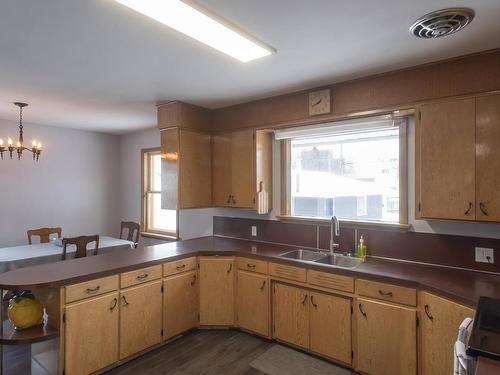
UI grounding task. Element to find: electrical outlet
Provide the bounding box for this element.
[475,247,494,264]
[251,226,257,237]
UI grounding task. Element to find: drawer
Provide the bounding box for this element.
[237,257,268,274]
[269,262,306,283]
[120,265,162,289]
[65,275,119,304]
[307,270,354,293]
[356,279,417,306]
[163,257,197,277]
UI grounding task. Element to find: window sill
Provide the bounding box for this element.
[276,215,411,231]
[141,232,178,241]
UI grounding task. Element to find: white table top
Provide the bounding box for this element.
[0,236,134,273]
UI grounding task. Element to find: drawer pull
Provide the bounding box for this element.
[176,264,186,271]
[191,274,197,286]
[110,298,118,311]
[480,202,488,216]
[464,202,473,216]
[86,286,100,294]
[260,280,266,291]
[359,303,367,318]
[378,290,393,297]
[136,273,149,281]
[247,264,256,269]
[424,304,434,321]
[121,295,130,306]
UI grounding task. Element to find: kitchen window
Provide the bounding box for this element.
[277,115,408,225]
[142,148,177,237]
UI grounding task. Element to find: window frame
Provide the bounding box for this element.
[279,116,409,228]
[141,147,178,239]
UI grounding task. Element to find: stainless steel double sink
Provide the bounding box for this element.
[279,249,363,269]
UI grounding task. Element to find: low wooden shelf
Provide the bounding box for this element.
[0,320,58,345]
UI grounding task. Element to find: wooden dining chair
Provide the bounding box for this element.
[120,221,140,248]
[27,227,62,245]
[62,235,99,260]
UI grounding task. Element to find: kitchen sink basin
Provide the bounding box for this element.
[313,254,363,269]
[279,249,325,262]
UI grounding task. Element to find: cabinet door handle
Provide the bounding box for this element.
[226,194,232,204]
[136,273,148,280]
[190,274,197,286]
[232,196,236,205]
[424,304,434,321]
[310,295,318,309]
[86,286,100,294]
[480,202,488,216]
[359,303,367,318]
[121,295,130,306]
[378,290,393,298]
[464,202,473,216]
[259,280,266,291]
[110,297,118,311]
[227,263,233,274]
[301,294,308,305]
[176,264,186,271]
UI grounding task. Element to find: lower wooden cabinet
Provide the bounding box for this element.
[199,256,235,325]
[273,283,309,349]
[64,292,119,375]
[356,298,417,375]
[310,291,352,364]
[236,270,269,337]
[119,281,163,359]
[164,270,199,339]
[419,292,475,375]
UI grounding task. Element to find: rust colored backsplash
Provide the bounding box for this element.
[213,216,500,273]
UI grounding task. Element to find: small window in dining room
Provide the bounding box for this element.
[277,115,408,224]
[142,148,177,236]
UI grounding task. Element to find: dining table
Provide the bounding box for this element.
[0,236,134,273]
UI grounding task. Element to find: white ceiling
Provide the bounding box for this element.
[0,0,499,134]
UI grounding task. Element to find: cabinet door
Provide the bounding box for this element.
[417,98,476,220]
[273,283,309,349]
[476,94,500,222]
[310,292,352,364]
[119,281,163,359]
[237,271,269,337]
[356,298,417,375]
[231,129,255,208]
[199,257,235,325]
[65,293,119,375]
[161,128,180,210]
[179,129,212,208]
[212,133,232,207]
[419,292,474,375]
[164,270,199,339]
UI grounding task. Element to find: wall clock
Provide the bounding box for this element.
[308,89,331,116]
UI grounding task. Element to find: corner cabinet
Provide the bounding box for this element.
[212,129,272,212]
[419,292,475,375]
[416,94,500,221]
[199,256,235,326]
[236,270,270,337]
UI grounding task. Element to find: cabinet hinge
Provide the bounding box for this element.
[63,370,65,375]
[351,351,354,360]
[197,313,200,321]
[419,111,422,121]
[161,285,164,293]
[416,315,420,327]
[418,202,421,212]
[351,305,353,314]
[161,329,164,336]
[62,313,66,324]
[253,197,256,204]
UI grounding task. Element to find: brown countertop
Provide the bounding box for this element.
[475,356,500,375]
[0,236,499,307]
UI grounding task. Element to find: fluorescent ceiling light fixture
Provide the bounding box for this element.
[114,0,274,62]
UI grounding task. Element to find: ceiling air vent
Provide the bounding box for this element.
[409,8,474,39]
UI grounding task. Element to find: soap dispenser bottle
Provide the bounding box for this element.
[357,235,367,260]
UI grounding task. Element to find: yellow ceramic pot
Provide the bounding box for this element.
[7,291,44,330]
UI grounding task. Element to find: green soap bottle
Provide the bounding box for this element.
[357,235,367,260]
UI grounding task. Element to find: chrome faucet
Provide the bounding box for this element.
[329,216,340,254]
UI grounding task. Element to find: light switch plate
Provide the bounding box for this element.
[251,226,257,237]
[475,247,494,263]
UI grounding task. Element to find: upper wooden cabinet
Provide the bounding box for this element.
[158,101,212,131]
[212,129,273,211]
[416,94,500,221]
[419,292,475,375]
[161,128,212,209]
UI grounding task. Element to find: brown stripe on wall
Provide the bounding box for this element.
[214,216,500,273]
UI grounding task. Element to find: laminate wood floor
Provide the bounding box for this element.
[105,330,271,375]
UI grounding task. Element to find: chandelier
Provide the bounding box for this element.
[0,102,42,161]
